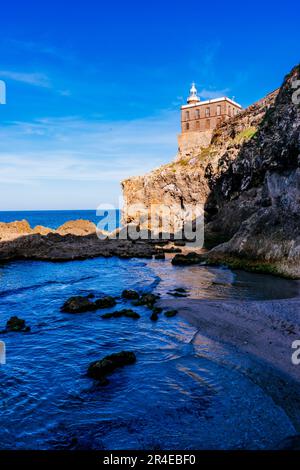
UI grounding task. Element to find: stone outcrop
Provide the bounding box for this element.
[0,231,166,262]
[0,220,32,241]
[122,64,300,278]
[57,219,97,236]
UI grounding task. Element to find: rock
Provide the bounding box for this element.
[174,287,187,293]
[87,351,136,383]
[32,225,54,236]
[0,228,163,262]
[0,220,31,242]
[150,312,158,321]
[172,252,204,266]
[152,307,162,314]
[174,240,186,247]
[134,293,159,308]
[121,289,140,300]
[101,309,140,319]
[5,316,31,332]
[162,247,182,253]
[154,252,165,260]
[94,296,116,309]
[57,219,97,236]
[61,296,96,313]
[167,291,187,298]
[164,310,178,318]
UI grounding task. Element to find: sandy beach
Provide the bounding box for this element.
[159,296,300,383]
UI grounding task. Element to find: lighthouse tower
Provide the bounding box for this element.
[187,82,200,105]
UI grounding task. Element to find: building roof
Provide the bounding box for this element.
[181,96,242,110]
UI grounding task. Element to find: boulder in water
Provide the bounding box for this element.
[87,351,136,384]
[94,296,116,309]
[164,309,178,318]
[121,289,140,300]
[101,309,140,319]
[5,316,30,332]
[61,296,96,313]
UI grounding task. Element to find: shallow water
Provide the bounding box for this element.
[0,257,299,449]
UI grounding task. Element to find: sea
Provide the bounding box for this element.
[0,210,299,449]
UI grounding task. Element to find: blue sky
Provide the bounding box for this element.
[0,0,299,210]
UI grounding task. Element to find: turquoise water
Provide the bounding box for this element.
[0,255,298,450]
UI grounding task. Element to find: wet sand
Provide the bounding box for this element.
[159,296,300,383]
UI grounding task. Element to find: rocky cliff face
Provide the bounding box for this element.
[122,64,300,278]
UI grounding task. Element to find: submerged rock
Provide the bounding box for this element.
[3,316,31,333]
[164,310,178,318]
[61,296,96,313]
[121,289,140,300]
[150,312,159,321]
[61,295,116,313]
[133,293,159,308]
[94,296,116,309]
[101,309,140,319]
[87,351,136,384]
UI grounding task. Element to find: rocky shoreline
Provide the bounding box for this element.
[0,219,182,262]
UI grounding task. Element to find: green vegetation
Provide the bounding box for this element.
[206,255,296,279]
[234,126,257,144]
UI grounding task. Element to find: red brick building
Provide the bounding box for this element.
[178,83,242,155]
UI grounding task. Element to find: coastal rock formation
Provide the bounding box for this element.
[0,220,32,241]
[122,64,300,278]
[57,219,97,236]
[0,226,167,261]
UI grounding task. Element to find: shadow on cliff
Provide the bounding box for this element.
[202,64,300,256]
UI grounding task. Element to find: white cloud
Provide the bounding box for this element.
[0,70,51,88]
[0,111,179,209]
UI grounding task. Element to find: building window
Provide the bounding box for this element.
[196,121,200,129]
[186,122,189,130]
[228,107,231,117]
[186,111,190,120]
[196,109,200,119]
[205,107,210,117]
[205,119,210,130]
[217,105,221,116]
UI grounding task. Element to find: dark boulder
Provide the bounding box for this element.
[154,253,165,260]
[152,307,162,314]
[121,289,140,300]
[164,310,178,318]
[5,316,30,332]
[61,296,96,313]
[134,293,159,308]
[150,312,159,321]
[94,296,116,309]
[87,351,136,383]
[172,252,204,266]
[101,309,140,319]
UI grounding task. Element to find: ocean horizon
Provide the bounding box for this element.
[0,210,121,230]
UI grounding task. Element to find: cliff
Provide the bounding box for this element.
[122,64,300,278]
